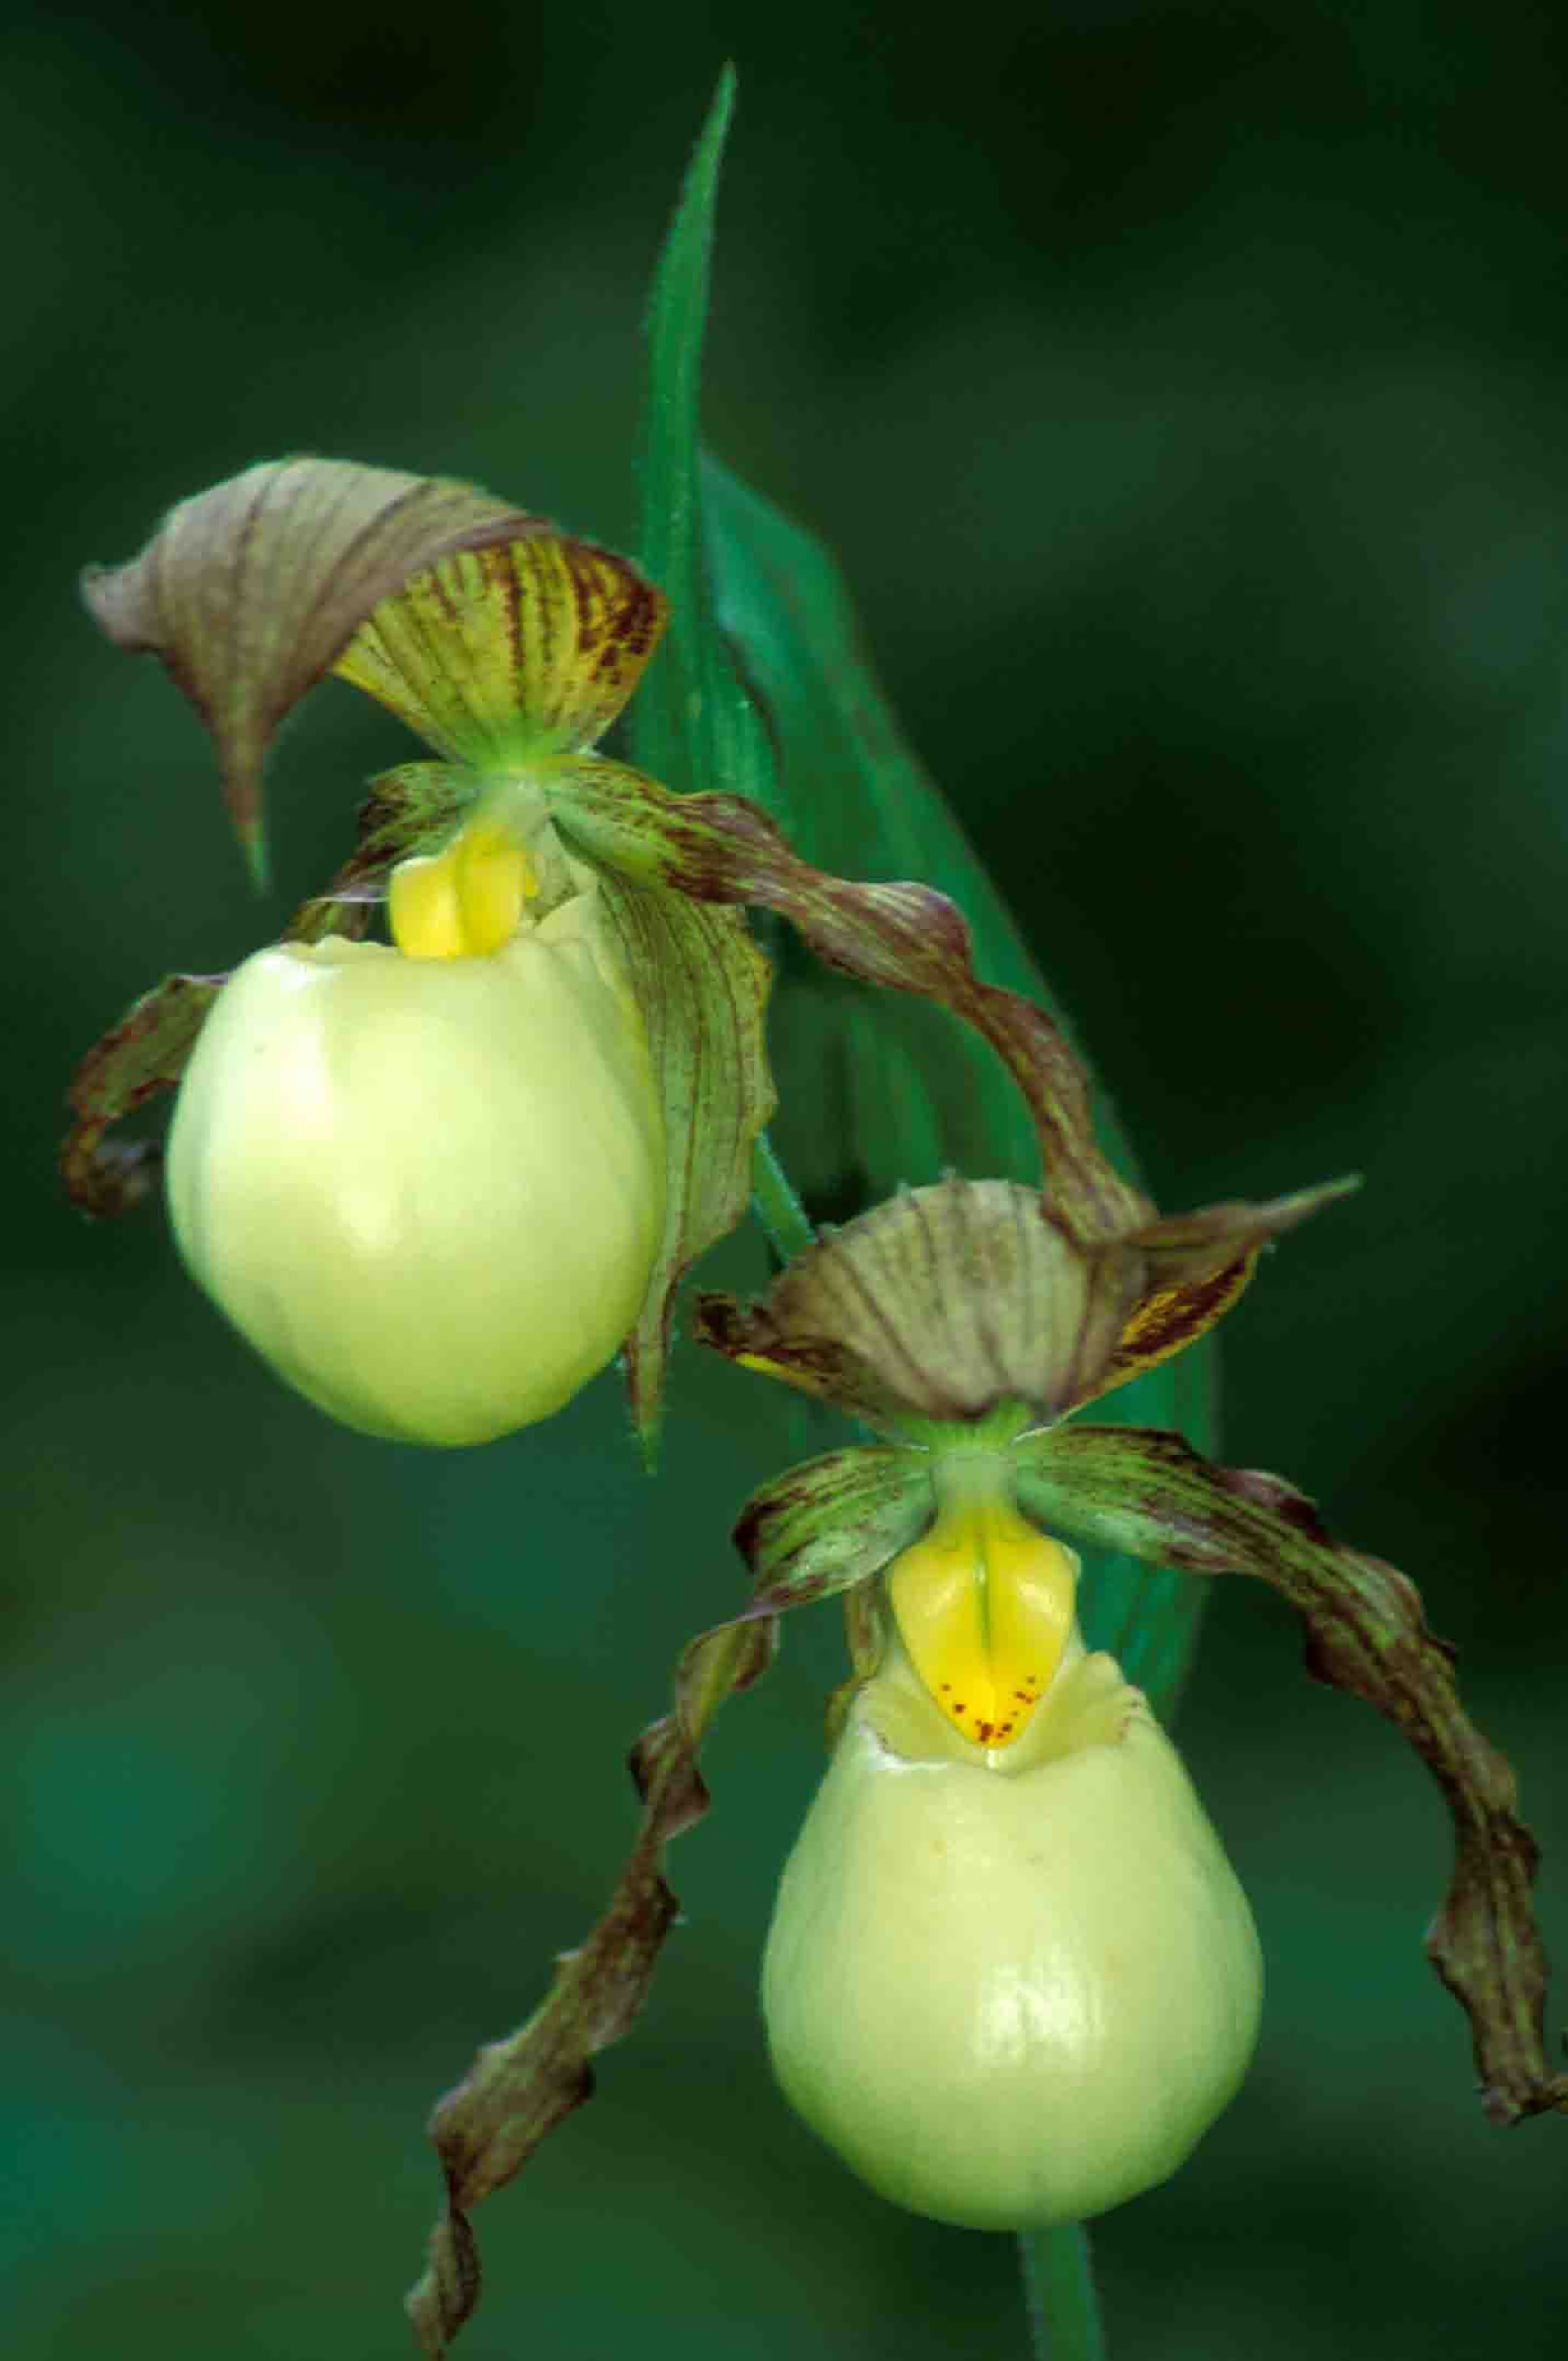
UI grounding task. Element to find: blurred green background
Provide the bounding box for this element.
[7,3,1566,2356]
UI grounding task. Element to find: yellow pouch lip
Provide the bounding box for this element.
[886,1452,1079,1757]
[388,809,537,960]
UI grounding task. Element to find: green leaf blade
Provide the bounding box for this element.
[630,67,1216,1709]
[634,65,772,811]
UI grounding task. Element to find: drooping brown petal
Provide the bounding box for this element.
[60,764,467,1217]
[1013,1421,1568,2128]
[694,1178,1144,1436]
[549,762,1149,1244]
[81,459,533,880]
[334,537,669,766]
[404,1607,777,2358]
[401,1445,922,2352]
[1077,1177,1362,1409]
[62,973,226,1216]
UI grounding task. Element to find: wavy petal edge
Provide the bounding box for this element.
[1013,1420,1568,2128]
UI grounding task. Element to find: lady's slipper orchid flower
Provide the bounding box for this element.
[71,456,1249,1454]
[62,453,1565,2353]
[763,1458,1262,2229]
[686,1179,1566,2215]
[396,1160,1563,2354]
[164,809,666,1444]
[694,1161,1300,2218]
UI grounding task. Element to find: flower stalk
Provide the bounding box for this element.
[1020,2225,1106,2361]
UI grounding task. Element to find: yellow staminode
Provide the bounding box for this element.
[888,1464,1077,1750]
[389,812,537,959]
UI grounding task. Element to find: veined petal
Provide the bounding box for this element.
[1074,1178,1363,1411]
[548,759,1147,1244]
[1012,1419,1568,2128]
[401,1431,904,2351]
[62,973,225,1217]
[60,763,472,1216]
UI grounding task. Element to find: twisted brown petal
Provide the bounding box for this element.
[403,1446,925,2351]
[1014,1421,1568,2128]
[551,762,1147,1243]
[59,764,468,1216]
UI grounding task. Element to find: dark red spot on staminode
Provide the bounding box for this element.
[940,1682,952,1692]
[952,1701,966,1713]
[976,1721,994,1741]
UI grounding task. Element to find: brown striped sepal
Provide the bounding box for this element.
[81,459,550,885]
[693,1173,1358,1442]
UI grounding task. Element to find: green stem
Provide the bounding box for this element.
[1018,2225,1105,2361]
[749,1130,816,1264]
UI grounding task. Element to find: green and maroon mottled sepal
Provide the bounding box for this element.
[730,1445,933,1606]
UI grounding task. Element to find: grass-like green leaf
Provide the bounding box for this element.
[631,68,1217,1713]
[634,64,771,812]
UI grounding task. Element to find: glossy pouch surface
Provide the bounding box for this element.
[763,1634,1262,2230]
[166,905,665,1446]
